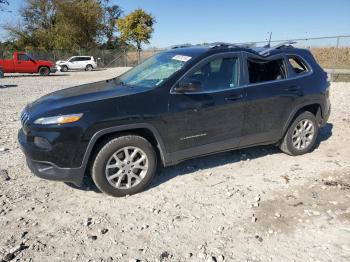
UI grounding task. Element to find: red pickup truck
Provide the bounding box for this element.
[0,52,57,76]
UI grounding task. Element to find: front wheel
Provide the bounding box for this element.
[61,65,68,72]
[280,111,319,156]
[92,135,157,197]
[39,67,50,76]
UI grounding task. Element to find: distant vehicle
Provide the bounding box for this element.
[56,56,97,72]
[0,52,57,76]
[19,42,330,197]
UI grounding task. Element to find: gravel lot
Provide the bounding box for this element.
[0,69,349,262]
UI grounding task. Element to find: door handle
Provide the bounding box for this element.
[225,94,243,101]
[17,62,21,64]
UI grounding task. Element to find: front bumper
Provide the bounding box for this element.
[26,158,84,186]
[18,128,85,186]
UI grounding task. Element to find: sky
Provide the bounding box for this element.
[1,0,350,48]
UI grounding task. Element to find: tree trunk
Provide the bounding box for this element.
[137,42,141,64]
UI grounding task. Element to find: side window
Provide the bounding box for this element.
[247,58,286,84]
[69,57,77,62]
[18,54,30,61]
[288,56,309,74]
[186,57,239,91]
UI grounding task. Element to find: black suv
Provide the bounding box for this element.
[18,42,331,197]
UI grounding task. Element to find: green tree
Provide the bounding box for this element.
[117,9,155,63]
[55,0,104,49]
[100,0,123,49]
[3,0,123,51]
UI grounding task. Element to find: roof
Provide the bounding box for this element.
[166,41,300,58]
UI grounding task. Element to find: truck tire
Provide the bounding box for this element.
[0,68,4,78]
[279,111,319,156]
[39,67,50,76]
[92,135,157,197]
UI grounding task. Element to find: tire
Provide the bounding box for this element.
[85,64,93,71]
[280,111,319,156]
[0,69,4,78]
[61,65,68,72]
[39,67,50,76]
[92,135,157,197]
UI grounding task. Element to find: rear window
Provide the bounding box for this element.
[288,56,309,74]
[18,54,30,61]
[248,58,286,84]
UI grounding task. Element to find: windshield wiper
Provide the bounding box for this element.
[117,81,133,88]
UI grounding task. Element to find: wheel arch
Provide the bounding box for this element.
[37,65,49,73]
[283,102,322,133]
[81,124,168,174]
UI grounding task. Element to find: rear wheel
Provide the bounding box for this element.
[280,111,318,155]
[85,64,93,71]
[39,67,50,76]
[92,135,157,197]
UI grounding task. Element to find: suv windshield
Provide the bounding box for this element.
[118,52,193,88]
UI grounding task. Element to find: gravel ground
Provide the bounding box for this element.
[0,69,349,262]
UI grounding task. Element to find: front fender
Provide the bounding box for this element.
[80,123,168,173]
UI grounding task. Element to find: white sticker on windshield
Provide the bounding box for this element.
[172,55,192,62]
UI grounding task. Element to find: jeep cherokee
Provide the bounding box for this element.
[18,42,331,197]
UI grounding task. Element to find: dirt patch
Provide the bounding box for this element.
[0,72,350,261]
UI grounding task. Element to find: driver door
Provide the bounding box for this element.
[167,52,246,157]
[16,54,36,73]
[68,57,79,69]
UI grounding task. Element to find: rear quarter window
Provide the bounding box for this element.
[288,56,309,74]
[247,58,287,84]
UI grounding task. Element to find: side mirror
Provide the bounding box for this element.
[174,79,201,93]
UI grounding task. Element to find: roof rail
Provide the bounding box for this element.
[208,42,252,49]
[171,44,193,49]
[259,41,296,56]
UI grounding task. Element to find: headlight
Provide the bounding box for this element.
[34,113,83,125]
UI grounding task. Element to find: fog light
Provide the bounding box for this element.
[34,137,52,150]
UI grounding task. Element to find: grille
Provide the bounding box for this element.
[20,110,30,126]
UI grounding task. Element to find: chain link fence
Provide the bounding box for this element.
[1,35,349,79]
[0,48,164,68]
[237,35,350,81]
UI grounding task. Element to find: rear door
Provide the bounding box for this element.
[167,52,246,156]
[240,53,299,146]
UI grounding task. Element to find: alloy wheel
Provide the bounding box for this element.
[292,119,315,150]
[105,146,149,189]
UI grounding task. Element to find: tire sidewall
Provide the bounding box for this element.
[285,112,319,155]
[85,65,93,71]
[92,136,157,197]
[39,67,50,76]
[61,65,68,72]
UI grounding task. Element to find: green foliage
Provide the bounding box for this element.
[117,9,155,61]
[3,0,123,51]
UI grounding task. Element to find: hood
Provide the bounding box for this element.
[56,60,66,65]
[36,60,54,67]
[26,79,146,116]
